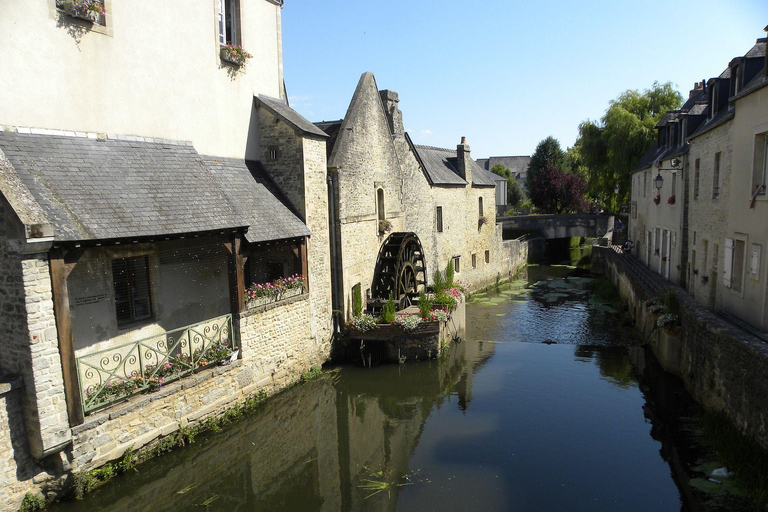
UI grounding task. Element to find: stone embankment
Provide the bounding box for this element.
[593,246,768,450]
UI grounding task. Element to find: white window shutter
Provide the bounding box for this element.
[723,238,734,288]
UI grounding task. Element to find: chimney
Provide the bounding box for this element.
[379,90,404,136]
[456,136,472,185]
[689,81,705,99]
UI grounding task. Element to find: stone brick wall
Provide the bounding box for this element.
[687,122,732,311]
[596,246,768,451]
[0,198,70,462]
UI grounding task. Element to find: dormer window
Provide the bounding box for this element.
[730,65,743,96]
[679,119,686,145]
[709,85,718,119]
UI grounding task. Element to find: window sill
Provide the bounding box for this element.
[220,47,245,67]
[56,7,111,36]
[241,292,308,317]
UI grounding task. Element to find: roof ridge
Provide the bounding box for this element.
[3,126,194,146]
[414,144,454,152]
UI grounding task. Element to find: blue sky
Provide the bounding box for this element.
[282,1,768,158]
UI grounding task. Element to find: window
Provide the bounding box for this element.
[471,254,477,269]
[268,147,279,161]
[218,0,240,46]
[750,244,761,281]
[709,85,718,119]
[713,152,722,199]
[643,172,647,198]
[485,250,490,264]
[377,189,385,223]
[724,237,747,293]
[631,202,637,219]
[478,197,484,217]
[113,256,153,328]
[694,158,700,199]
[702,240,708,275]
[453,256,460,273]
[751,133,768,196]
[436,206,443,232]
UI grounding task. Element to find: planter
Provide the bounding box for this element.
[220,47,251,67]
[246,286,303,309]
[58,2,100,22]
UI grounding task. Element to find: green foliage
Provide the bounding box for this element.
[664,290,680,317]
[418,292,433,320]
[352,284,363,318]
[382,294,396,323]
[574,82,683,211]
[444,261,455,289]
[19,493,46,512]
[432,267,445,293]
[525,136,566,192]
[300,365,323,382]
[491,164,525,208]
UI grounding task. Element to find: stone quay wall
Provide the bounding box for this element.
[593,246,768,450]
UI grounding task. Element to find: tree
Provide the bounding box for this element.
[525,136,566,193]
[491,164,525,209]
[528,165,589,214]
[574,82,683,212]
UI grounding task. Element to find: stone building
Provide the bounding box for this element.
[316,73,525,320]
[630,27,768,331]
[0,0,331,508]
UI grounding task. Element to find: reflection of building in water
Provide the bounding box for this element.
[67,340,497,512]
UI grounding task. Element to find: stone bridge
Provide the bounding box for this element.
[498,213,616,240]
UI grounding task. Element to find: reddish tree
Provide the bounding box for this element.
[528,165,589,214]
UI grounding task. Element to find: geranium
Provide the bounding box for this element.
[393,313,421,332]
[379,219,392,233]
[57,0,104,15]
[221,44,253,66]
[667,195,676,205]
[246,274,304,302]
[349,314,377,332]
[653,195,661,205]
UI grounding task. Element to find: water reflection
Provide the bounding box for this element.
[53,265,737,512]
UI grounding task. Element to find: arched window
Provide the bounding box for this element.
[377,189,385,222]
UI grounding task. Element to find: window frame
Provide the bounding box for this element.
[112,255,154,329]
[436,206,443,233]
[218,0,240,46]
[694,158,700,199]
[713,152,722,199]
[453,256,460,273]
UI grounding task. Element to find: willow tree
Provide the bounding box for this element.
[574,82,682,212]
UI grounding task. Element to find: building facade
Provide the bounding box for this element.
[630,27,768,332]
[0,1,332,507]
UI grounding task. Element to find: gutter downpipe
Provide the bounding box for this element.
[327,170,342,335]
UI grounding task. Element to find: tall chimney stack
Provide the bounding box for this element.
[456,136,472,185]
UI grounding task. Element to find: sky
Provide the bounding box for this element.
[281,1,768,159]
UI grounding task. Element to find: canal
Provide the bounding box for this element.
[50,262,753,511]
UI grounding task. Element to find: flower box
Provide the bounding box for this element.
[378,219,392,235]
[653,195,661,205]
[57,0,102,22]
[667,194,676,205]
[246,285,303,309]
[220,45,252,67]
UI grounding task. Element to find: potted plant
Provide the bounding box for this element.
[57,0,103,22]
[478,215,488,227]
[667,194,676,205]
[220,44,253,67]
[378,219,392,234]
[653,195,661,205]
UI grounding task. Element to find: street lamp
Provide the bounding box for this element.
[654,173,664,191]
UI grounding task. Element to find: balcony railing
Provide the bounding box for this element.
[76,314,236,414]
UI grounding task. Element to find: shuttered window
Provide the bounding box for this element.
[723,238,734,288]
[112,256,153,328]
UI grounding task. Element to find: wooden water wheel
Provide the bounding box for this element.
[371,232,427,306]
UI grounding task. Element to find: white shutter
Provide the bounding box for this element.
[218,0,226,45]
[723,238,734,288]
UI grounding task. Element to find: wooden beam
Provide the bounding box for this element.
[300,238,309,292]
[49,248,84,426]
[227,235,246,314]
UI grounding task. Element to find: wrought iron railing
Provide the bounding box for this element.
[76,314,236,414]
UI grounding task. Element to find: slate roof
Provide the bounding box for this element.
[0,131,308,243]
[257,96,328,139]
[202,157,310,244]
[411,145,495,187]
[477,156,530,178]
[314,120,342,160]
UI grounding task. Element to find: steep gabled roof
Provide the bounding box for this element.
[256,95,328,139]
[411,144,495,187]
[0,131,308,243]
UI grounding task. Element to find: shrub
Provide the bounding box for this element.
[352,284,363,318]
[444,261,455,289]
[381,294,396,323]
[20,493,46,512]
[418,292,433,320]
[432,268,445,293]
[664,290,680,317]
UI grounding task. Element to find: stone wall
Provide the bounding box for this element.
[594,246,768,450]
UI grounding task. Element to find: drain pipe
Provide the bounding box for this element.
[327,171,343,335]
